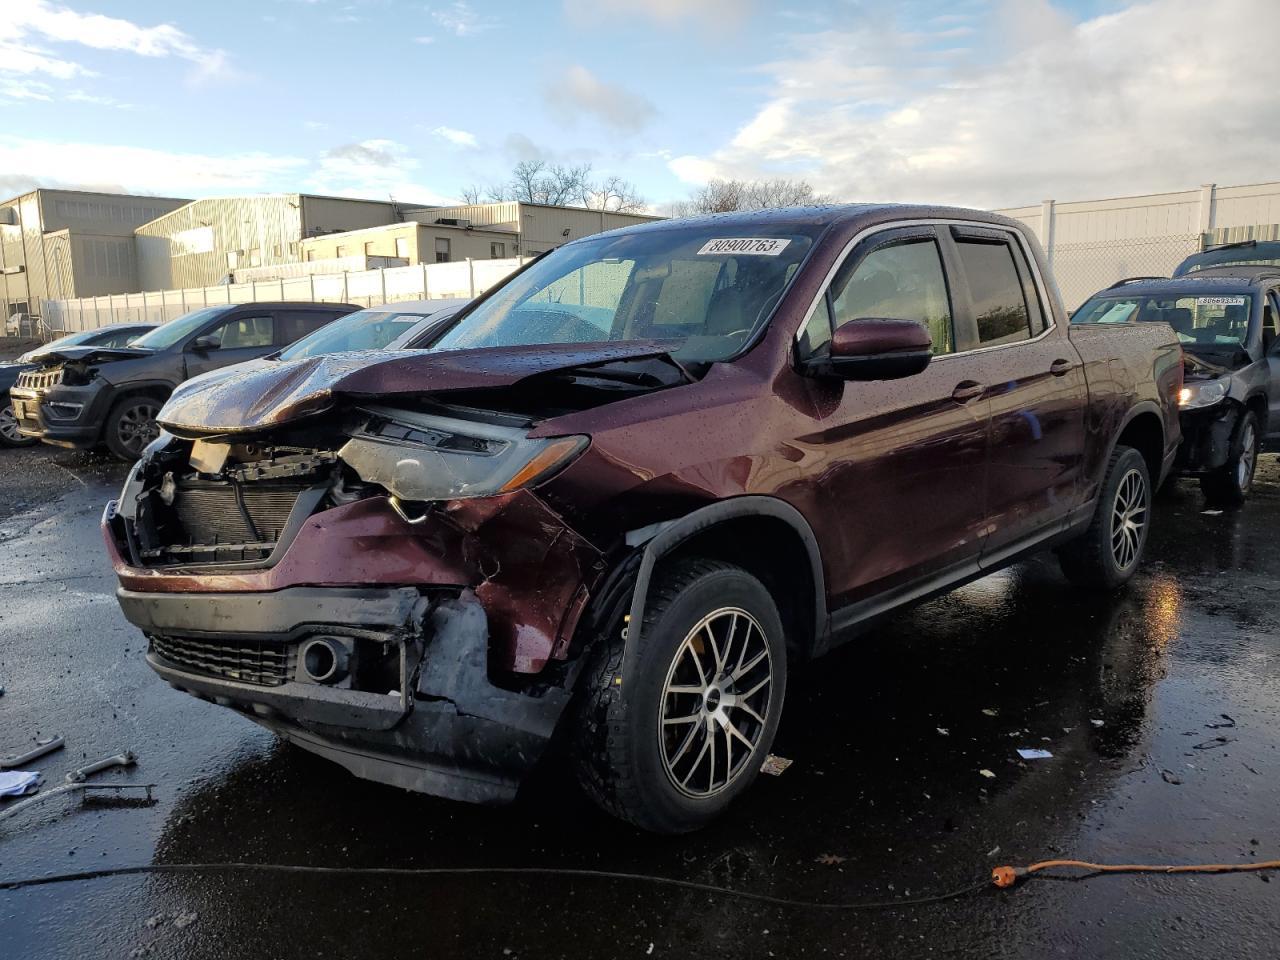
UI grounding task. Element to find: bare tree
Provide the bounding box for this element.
[582,175,647,213]
[461,184,484,204]
[673,177,830,216]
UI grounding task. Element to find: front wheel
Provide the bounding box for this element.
[1200,411,1259,508]
[572,559,787,833]
[1058,444,1151,590]
[104,395,162,461]
[0,401,35,447]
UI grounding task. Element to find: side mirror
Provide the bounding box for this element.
[190,335,220,352]
[807,318,933,381]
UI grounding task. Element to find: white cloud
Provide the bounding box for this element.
[563,0,754,28]
[430,2,497,37]
[308,138,451,204]
[432,125,478,148]
[0,78,54,101]
[665,0,1280,208]
[413,35,435,44]
[544,65,656,133]
[0,0,234,85]
[0,136,306,194]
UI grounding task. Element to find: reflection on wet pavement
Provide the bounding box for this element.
[0,451,1277,958]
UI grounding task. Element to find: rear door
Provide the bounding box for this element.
[796,225,992,609]
[276,309,344,348]
[943,226,1089,565]
[183,312,276,378]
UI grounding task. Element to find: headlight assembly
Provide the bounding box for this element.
[1178,377,1229,410]
[338,406,588,503]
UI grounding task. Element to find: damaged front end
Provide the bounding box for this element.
[104,404,605,803]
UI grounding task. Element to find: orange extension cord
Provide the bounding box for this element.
[993,858,1280,888]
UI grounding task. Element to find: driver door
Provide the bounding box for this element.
[183,313,276,378]
[1264,290,1280,440]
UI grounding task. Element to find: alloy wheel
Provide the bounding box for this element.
[658,607,774,799]
[118,402,160,455]
[0,404,24,443]
[1238,421,1257,491]
[1110,467,1148,571]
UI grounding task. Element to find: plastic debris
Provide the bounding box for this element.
[982,708,999,717]
[1,735,65,769]
[979,769,997,779]
[936,727,950,736]
[815,853,847,866]
[1090,719,1105,728]
[0,770,40,797]
[1017,748,1053,760]
[760,754,793,776]
[1202,509,1223,516]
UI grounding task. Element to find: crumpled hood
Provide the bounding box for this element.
[26,345,154,367]
[158,341,675,434]
[1182,349,1241,380]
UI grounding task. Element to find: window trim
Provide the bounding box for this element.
[793,218,1058,363]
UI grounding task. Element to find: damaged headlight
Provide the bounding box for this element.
[339,406,588,504]
[1178,376,1229,410]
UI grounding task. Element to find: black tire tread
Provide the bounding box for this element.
[1058,444,1148,590]
[1199,411,1258,508]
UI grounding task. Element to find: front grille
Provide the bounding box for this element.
[16,367,64,391]
[152,634,294,686]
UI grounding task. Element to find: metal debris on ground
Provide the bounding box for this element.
[0,750,151,827]
[982,708,999,717]
[1017,748,1054,760]
[760,754,793,776]
[1090,719,1105,728]
[1,734,65,769]
[979,769,997,779]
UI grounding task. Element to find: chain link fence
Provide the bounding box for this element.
[1048,235,1203,310]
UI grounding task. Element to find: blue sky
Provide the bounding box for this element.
[2,0,1276,210]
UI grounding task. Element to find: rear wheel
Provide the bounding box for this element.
[572,558,787,833]
[1058,444,1151,590]
[1200,411,1259,508]
[0,401,35,447]
[104,395,162,461]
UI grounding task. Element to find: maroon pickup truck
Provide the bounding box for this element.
[104,205,1182,832]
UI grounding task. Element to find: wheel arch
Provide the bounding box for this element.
[1110,403,1166,485]
[618,497,828,689]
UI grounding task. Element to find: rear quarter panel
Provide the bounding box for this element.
[1067,323,1183,493]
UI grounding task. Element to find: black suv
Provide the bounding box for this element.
[11,301,356,459]
[1073,273,1280,504]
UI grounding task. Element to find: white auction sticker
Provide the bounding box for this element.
[1198,296,1246,305]
[696,238,792,256]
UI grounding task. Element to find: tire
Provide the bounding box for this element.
[0,400,36,447]
[104,394,163,461]
[1199,410,1259,508]
[1058,444,1151,590]
[572,558,787,834]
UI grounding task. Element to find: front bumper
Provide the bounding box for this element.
[9,381,109,447]
[1174,403,1240,475]
[122,582,571,804]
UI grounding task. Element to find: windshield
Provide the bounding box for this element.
[1072,293,1255,349]
[132,307,230,351]
[430,225,820,362]
[1174,241,1280,276]
[278,307,439,361]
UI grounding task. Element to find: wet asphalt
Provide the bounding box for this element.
[0,444,1277,959]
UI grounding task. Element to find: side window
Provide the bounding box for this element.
[277,311,336,345]
[829,237,953,355]
[1265,293,1280,352]
[954,238,1033,346]
[206,315,274,349]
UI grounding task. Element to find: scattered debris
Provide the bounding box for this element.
[936,727,950,736]
[986,846,1001,858]
[1090,719,1105,728]
[1016,748,1053,760]
[760,755,793,776]
[1206,714,1236,729]
[1,735,65,769]
[1244,763,1261,775]
[982,709,999,717]
[172,912,198,930]
[1192,736,1235,751]
[1202,509,1223,516]
[144,915,165,930]
[815,853,847,866]
[1147,754,1183,785]
[979,769,997,779]
[0,770,40,796]
[0,750,151,826]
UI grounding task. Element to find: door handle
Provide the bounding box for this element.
[951,380,985,403]
[1050,358,1073,376]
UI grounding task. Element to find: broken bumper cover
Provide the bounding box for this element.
[119,584,572,804]
[1175,404,1239,474]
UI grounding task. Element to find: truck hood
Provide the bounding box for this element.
[1183,348,1245,380]
[158,341,680,434]
[27,345,154,366]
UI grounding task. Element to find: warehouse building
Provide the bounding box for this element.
[300,201,661,267]
[134,193,414,290]
[0,188,188,320]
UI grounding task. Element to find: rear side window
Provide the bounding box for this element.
[829,238,954,355]
[955,239,1033,346]
[277,310,339,345]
